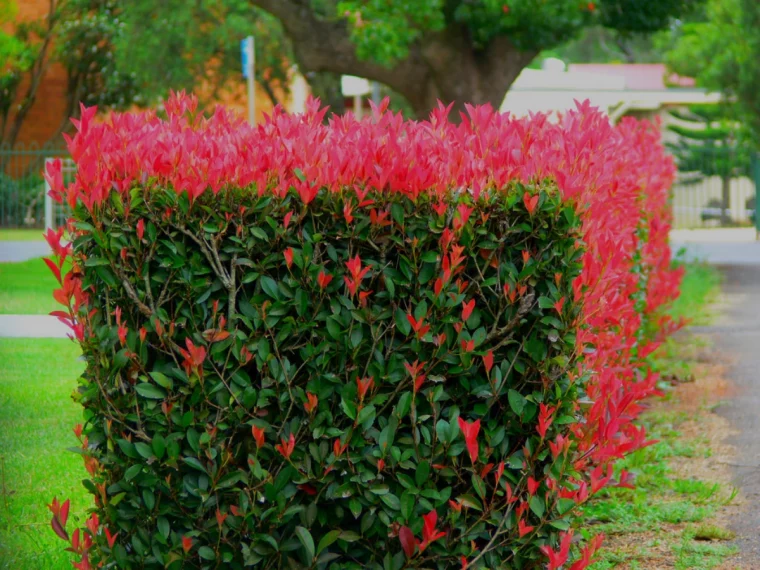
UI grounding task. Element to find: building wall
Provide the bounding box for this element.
[5,0,69,148]
[6,1,309,148]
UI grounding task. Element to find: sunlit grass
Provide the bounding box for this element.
[0,258,59,315]
[0,339,87,569]
[0,229,44,242]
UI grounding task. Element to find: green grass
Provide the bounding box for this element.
[0,229,45,242]
[0,258,59,315]
[669,261,722,326]
[587,262,735,569]
[0,339,87,569]
[585,404,738,570]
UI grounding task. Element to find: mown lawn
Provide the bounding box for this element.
[0,258,59,315]
[0,229,45,242]
[0,339,88,569]
[0,262,725,569]
[588,262,736,570]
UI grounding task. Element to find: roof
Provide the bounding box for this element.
[567,63,695,90]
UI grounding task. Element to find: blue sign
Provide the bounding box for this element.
[241,38,251,78]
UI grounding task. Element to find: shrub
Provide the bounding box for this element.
[45,94,680,570]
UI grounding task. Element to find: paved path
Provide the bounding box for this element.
[0,241,50,262]
[0,315,69,338]
[695,265,760,564]
[670,228,760,265]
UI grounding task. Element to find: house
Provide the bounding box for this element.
[500,61,752,229]
[5,0,306,149]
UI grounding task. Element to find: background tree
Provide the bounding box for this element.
[113,0,294,110]
[53,0,141,139]
[249,0,701,117]
[667,103,751,225]
[0,0,57,150]
[664,0,760,145]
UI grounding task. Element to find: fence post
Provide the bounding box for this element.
[752,153,760,240]
[44,158,53,232]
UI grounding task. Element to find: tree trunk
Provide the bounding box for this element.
[304,71,345,118]
[721,175,732,226]
[251,0,538,119]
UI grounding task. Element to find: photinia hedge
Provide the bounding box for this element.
[45,93,681,570]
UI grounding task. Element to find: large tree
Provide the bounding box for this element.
[668,103,751,225]
[113,0,295,110]
[664,0,760,145]
[250,0,700,117]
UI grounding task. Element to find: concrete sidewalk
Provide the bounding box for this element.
[0,241,50,262]
[670,227,760,265]
[0,315,69,338]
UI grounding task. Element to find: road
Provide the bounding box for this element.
[671,230,760,562]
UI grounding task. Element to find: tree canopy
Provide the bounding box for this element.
[664,0,760,145]
[252,0,699,117]
[109,0,700,118]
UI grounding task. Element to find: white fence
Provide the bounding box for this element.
[44,157,76,232]
[671,175,755,229]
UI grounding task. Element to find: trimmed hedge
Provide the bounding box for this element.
[46,94,681,570]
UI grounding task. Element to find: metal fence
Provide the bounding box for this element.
[1,142,759,232]
[670,152,760,230]
[0,143,69,229]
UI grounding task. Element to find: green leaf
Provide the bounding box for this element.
[525,337,548,362]
[135,383,166,399]
[508,389,526,416]
[157,516,170,539]
[149,371,173,390]
[394,308,411,336]
[396,392,412,419]
[124,464,142,482]
[557,498,576,515]
[401,491,415,521]
[260,276,280,299]
[529,495,545,518]
[350,327,363,349]
[471,474,486,500]
[135,442,153,459]
[457,494,483,511]
[339,531,361,543]
[357,405,376,426]
[198,546,216,560]
[326,317,343,340]
[317,530,342,555]
[295,526,315,562]
[152,434,166,460]
[183,457,207,473]
[415,461,430,487]
[380,493,401,511]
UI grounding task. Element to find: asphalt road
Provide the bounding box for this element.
[0,240,50,262]
[695,264,760,562]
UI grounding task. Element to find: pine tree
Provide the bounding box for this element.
[668,103,751,225]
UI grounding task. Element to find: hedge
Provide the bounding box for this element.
[45,94,681,570]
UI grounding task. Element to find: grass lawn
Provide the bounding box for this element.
[0,258,59,315]
[0,339,87,569]
[669,260,722,326]
[588,262,738,569]
[0,262,726,569]
[0,229,45,242]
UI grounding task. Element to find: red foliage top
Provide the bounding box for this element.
[45,92,683,568]
[46,91,674,212]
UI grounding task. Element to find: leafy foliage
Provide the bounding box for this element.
[667,104,751,180]
[113,0,292,108]
[44,92,681,569]
[663,0,760,145]
[336,0,699,65]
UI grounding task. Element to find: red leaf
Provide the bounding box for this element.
[43,258,62,284]
[50,516,69,542]
[398,526,417,558]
